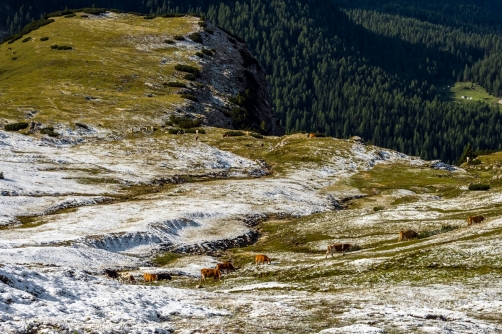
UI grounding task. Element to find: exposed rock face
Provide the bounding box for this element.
[183,22,284,136]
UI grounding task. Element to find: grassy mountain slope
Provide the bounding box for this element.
[0,11,280,134]
[0,13,193,130]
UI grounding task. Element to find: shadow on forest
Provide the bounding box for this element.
[326,4,485,88]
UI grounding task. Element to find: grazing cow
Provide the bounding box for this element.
[104,269,119,280]
[255,254,271,265]
[309,133,315,138]
[467,215,485,226]
[157,273,172,280]
[200,268,221,282]
[216,262,235,273]
[398,230,418,242]
[195,135,199,141]
[143,273,158,282]
[7,47,12,51]
[325,243,352,258]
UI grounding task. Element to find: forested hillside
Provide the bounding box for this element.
[2,0,502,163]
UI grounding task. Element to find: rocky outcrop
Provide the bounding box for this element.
[181,21,284,136]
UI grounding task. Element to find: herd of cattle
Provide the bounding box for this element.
[104,215,486,284]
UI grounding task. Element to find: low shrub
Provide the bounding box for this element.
[179,119,201,129]
[4,122,29,131]
[48,9,73,17]
[204,28,214,34]
[75,122,89,129]
[250,133,263,139]
[184,74,196,81]
[184,128,205,134]
[6,18,55,44]
[373,206,384,212]
[40,126,59,137]
[417,224,459,239]
[223,131,244,137]
[188,32,203,43]
[469,183,490,191]
[81,8,108,15]
[22,37,31,43]
[64,13,76,18]
[160,13,185,18]
[348,244,361,252]
[313,132,327,137]
[40,37,49,41]
[470,159,482,165]
[164,82,186,88]
[173,35,185,41]
[51,45,72,50]
[0,172,3,179]
[198,21,207,28]
[12,57,17,60]
[143,15,156,20]
[168,115,202,129]
[201,48,214,56]
[164,39,175,44]
[195,52,204,58]
[180,94,198,102]
[80,15,89,18]
[175,64,200,77]
[168,128,184,134]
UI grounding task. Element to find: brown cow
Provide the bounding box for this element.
[216,262,235,274]
[200,268,221,282]
[255,254,271,265]
[398,230,418,242]
[309,133,315,138]
[143,273,158,282]
[467,215,485,226]
[325,243,352,258]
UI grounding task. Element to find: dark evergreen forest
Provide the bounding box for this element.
[2,0,502,163]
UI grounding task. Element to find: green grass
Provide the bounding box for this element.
[438,81,501,105]
[0,13,200,132]
[152,252,183,266]
[348,163,469,195]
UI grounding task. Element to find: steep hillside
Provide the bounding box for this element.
[0,11,281,135]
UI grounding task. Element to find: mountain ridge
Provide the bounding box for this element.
[0,11,282,136]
